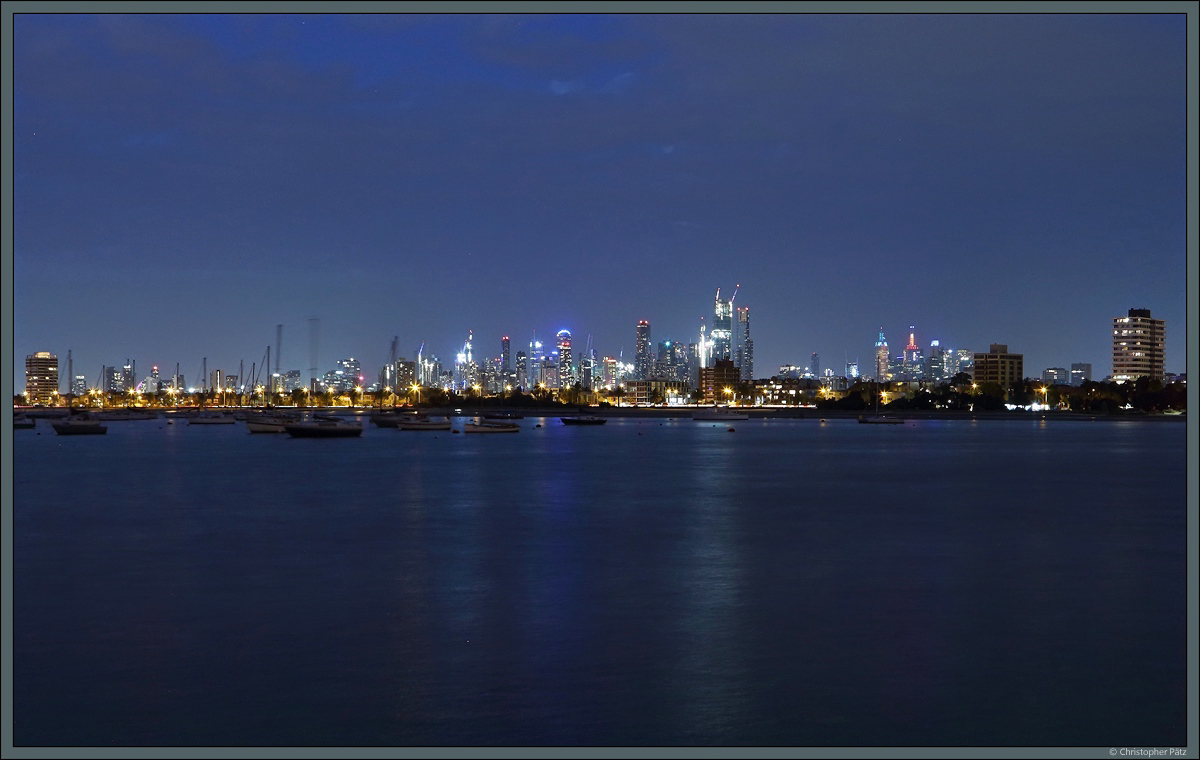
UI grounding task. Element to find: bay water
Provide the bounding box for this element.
[12,415,1188,746]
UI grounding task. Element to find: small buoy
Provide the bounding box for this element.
[452,429,460,434]
[727,427,735,432]
[535,423,542,428]
[820,419,826,423]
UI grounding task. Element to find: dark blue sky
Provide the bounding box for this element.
[11,12,1189,390]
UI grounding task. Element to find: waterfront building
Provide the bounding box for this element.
[1070,363,1092,387]
[71,375,87,397]
[710,288,734,364]
[556,330,574,387]
[24,352,58,402]
[736,307,754,382]
[1043,367,1069,385]
[624,379,689,405]
[973,344,1024,391]
[778,364,802,379]
[875,329,890,381]
[1112,308,1165,382]
[697,359,741,404]
[754,376,823,405]
[635,321,652,380]
[209,369,224,393]
[686,343,700,387]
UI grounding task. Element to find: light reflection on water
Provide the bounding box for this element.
[13,417,1186,746]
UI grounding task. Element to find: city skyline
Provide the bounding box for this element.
[10,12,1189,392]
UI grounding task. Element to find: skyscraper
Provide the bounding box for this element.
[735,306,753,382]
[635,320,652,380]
[24,352,58,402]
[501,336,511,375]
[902,327,923,380]
[810,352,820,379]
[874,329,889,382]
[710,287,734,364]
[557,330,573,387]
[1111,308,1165,382]
[515,351,527,388]
[1070,363,1092,386]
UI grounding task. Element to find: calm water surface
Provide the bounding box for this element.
[13,416,1187,746]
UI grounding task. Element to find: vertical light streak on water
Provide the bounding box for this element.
[662,428,748,742]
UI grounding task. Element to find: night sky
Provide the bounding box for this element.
[11,12,1188,391]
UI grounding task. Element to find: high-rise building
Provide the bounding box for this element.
[924,341,950,382]
[455,333,477,390]
[336,358,362,390]
[902,327,924,381]
[71,375,87,396]
[501,336,511,374]
[602,357,618,388]
[845,361,859,379]
[24,352,58,402]
[973,344,1024,390]
[810,352,820,379]
[710,288,734,364]
[515,351,527,388]
[1070,363,1092,387]
[874,329,889,382]
[1111,308,1165,382]
[556,330,574,388]
[635,320,652,380]
[283,370,303,392]
[735,306,753,381]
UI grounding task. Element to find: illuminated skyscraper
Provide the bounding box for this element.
[845,361,859,379]
[1111,308,1164,381]
[635,320,651,380]
[556,330,573,387]
[710,287,735,364]
[902,327,923,380]
[501,336,511,374]
[24,352,58,401]
[874,329,889,382]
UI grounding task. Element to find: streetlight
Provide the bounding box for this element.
[723,387,734,406]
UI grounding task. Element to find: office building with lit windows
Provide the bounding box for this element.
[973,344,1024,390]
[24,352,59,402]
[1111,308,1164,382]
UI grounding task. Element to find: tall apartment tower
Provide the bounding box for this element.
[1111,308,1165,382]
[874,329,889,382]
[635,320,652,380]
[735,306,753,382]
[24,352,59,402]
[501,336,511,374]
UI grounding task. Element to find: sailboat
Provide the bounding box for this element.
[858,375,904,424]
